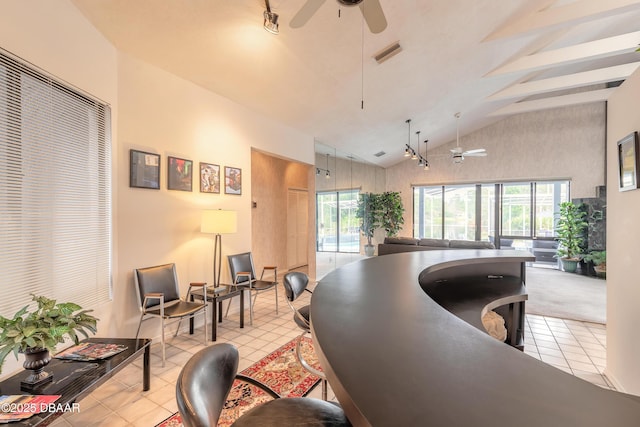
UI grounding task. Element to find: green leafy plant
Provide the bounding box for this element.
[356,192,381,246]
[378,191,405,237]
[555,201,588,261]
[583,250,606,266]
[0,294,98,373]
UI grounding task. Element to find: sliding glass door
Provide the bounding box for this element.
[414,180,569,259]
[317,190,359,253]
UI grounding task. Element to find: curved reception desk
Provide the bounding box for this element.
[310,250,640,426]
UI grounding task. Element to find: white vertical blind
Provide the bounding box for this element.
[0,51,112,317]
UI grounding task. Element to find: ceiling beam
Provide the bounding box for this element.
[488,62,640,100]
[485,0,640,41]
[487,31,640,76]
[489,88,617,116]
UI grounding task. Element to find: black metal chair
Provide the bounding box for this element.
[176,343,351,427]
[227,252,278,325]
[134,263,207,366]
[282,271,328,400]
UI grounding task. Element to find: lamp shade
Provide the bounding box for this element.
[201,210,237,234]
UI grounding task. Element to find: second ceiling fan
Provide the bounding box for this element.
[451,113,487,163]
[290,0,387,34]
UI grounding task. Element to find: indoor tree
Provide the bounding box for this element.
[555,201,588,273]
[356,192,381,256]
[379,191,405,237]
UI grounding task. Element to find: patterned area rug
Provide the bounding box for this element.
[156,336,321,427]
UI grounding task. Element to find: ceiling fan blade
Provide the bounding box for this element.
[359,0,387,34]
[464,152,488,157]
[463,148,486,154]
[290,0,326,28]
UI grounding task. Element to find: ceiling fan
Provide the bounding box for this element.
[451,113,487,163]
[290,0,388,34]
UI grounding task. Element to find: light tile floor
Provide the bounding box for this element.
[49,287,613,427]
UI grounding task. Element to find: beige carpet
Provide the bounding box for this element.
[525,266,606,324]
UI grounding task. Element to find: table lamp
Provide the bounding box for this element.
[201,209,237,287]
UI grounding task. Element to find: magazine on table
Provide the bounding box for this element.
[54,342,128,361]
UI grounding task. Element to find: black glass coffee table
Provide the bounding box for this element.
[0,338,151,426]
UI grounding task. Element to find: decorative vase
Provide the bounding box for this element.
[20,347,53,390]
[561,259,578,273]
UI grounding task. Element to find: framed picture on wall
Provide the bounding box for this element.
[168,156,193,191]
[130,149,160,189]
[224,166,242,195]
[200,162,220,193]
[617,131,640,192]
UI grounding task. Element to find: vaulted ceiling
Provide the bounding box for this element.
[71,0,640,167]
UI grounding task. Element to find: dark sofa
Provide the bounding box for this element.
[378,237,495,256]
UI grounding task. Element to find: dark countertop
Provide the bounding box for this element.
[310,250,640,426]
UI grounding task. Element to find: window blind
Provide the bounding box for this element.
[0,50,112,318]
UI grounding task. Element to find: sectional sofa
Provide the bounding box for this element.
[377,237,495,256]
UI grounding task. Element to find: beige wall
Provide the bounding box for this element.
[0,0,315,376]
[606,70,640,394]
[116,53,314,338]
[386,104,606,237]
[251,150,315,276]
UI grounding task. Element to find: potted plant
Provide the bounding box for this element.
[555,201,588,273]
[356,192,381,256]
[0,294,98,386]
[583,250,606,279]
[378,191,405,237]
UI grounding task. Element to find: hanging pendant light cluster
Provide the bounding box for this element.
[403,119,429,170]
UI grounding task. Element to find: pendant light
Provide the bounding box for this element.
[325,153,331,179]
[416,131,424,167]
[404,119,417,159]
[423,140,430,170]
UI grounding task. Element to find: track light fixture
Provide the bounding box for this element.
[263,0,279,34]
[316,153,331,179]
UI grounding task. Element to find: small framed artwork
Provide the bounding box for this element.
[200,162,220,193]
[168,156,193,191]
[130,149,160,189]
[224,166,242,195]
[617,131,640,192]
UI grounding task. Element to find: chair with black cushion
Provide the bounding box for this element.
[176,343,351,427]
[227,252,278,325]
[134,263,207,366]
[283,271,328,400]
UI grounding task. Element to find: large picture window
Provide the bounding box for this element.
[0,51,112,316]
[413,180,569,251]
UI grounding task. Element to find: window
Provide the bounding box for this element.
[443,185,476,240]
[413,180,569,245]
[0,51,112,316]
[413,187,443,239]
[316,190,359,253]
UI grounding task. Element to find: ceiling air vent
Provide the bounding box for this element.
[374,151,386,157]
[373,41,402,64]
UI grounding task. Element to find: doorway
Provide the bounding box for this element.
[287,189,309,270]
